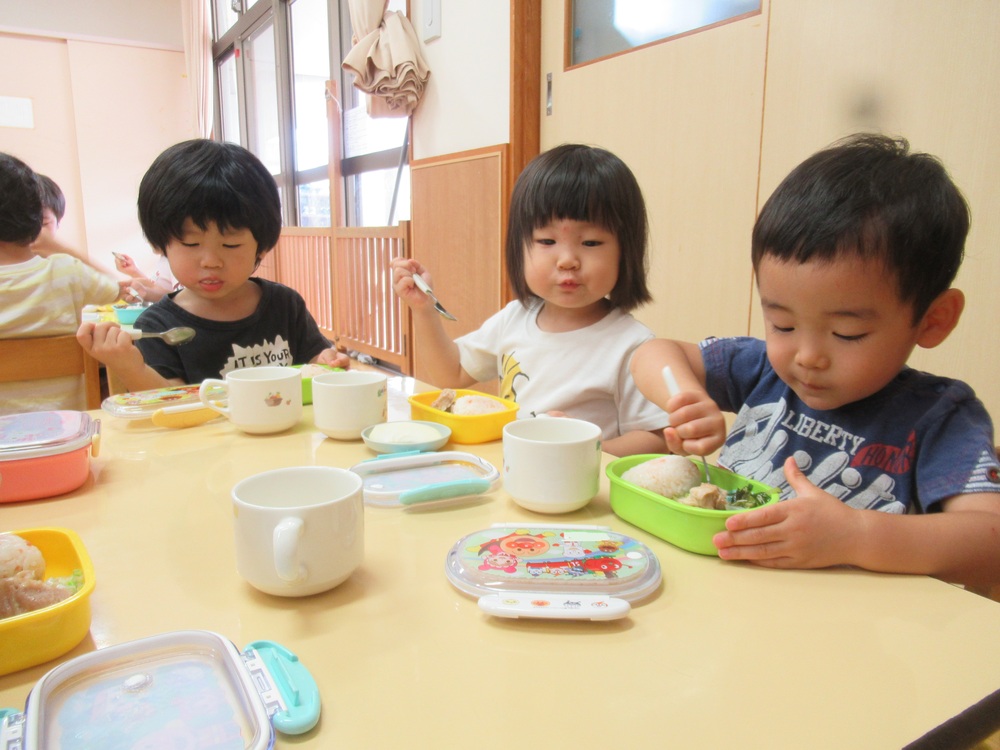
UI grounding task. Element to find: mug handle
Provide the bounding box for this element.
[199,378,230,416]
[273,517,305,582]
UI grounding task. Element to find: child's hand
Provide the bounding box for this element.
[713,456,863,569]
[114,253,139,276]
[390,258,435,314]
[662,390,727,457]
[77,321,146,373]
[312,348,351,370]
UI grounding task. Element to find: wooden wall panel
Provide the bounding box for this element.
[756,0,1000,420]
[409,146,507,387]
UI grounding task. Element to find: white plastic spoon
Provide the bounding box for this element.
[662,365,711,482]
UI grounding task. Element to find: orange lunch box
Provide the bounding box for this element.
[0,411,101,503]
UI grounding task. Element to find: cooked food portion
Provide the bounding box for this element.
[0,533,82,620]
[621,456,771,510]
[680,483,728,510]
[0,571,77,619]
[0,533,45,580]
[621,455,701,500]
[298,364,335,378]
[368,421,442,444]
[430,389,506,416]
[726,485,772,509]
[430,389,456,412]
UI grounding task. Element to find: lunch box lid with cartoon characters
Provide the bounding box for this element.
[0,630,320,750]
[101,385,210,419]
[445,524,661,620]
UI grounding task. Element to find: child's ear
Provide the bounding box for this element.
[916,288,965,349]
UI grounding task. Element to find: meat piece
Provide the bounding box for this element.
[430,388,457,412]
[678,482,729,510]
[0,571,74,619]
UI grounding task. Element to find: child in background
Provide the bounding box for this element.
[31,173,125,284]
[0,154,122,414]
[113,249,178,303]
[77,139,350,392]
[392,143,668,457]
[631,134,1000,593]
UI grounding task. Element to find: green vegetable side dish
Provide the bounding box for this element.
[726,485,772,510]
[59,569,85,592]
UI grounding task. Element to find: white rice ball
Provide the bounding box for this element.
[452,395,505,416]
[0,534,45,580]
[298,364,333,378]
[621,455,701,500]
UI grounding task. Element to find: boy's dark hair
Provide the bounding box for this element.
[752,133,969,323]
[36,174,66,222]
[505,143,652,312]
[0,153,42,245]
[138,139,282,263]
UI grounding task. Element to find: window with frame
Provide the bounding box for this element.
[569,0,761,67]
[211,0,411,228]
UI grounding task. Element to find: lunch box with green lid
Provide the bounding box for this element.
[0,629,320,749]
[0,411,100,503]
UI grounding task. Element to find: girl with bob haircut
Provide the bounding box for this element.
[392,143,667,457]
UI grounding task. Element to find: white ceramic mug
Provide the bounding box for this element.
[231,466,364,596]
[199,366,303,435]
[312,370,387,440]
[502,417,603,513]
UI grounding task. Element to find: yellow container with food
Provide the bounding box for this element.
[0,528,95,676]
[408,389,518,444]
[606,454,779,556]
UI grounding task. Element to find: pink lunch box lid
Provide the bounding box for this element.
[0,411,101,503]
[0,411,99,462]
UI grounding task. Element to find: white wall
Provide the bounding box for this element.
[409,0,509,160]
[0,0,183,50]
[0,1,193,279]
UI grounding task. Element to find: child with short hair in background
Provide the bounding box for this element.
[78,139,349,391]
[631,134,1000,594]
[0,154,122,414]
[392,143,668,457]
[30,173,122,282]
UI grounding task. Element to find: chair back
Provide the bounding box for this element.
[0,335,102,410]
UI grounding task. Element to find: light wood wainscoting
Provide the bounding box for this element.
[409,145,508,388]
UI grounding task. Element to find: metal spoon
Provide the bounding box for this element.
[662,366,711,482]
[129,327,197,346]
[411,274,457,321]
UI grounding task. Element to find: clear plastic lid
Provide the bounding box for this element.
[0,411,98,461]
[350,450,501,508]
[7,630,319,750]
[446,523,661,604]
[101,385,228,420]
